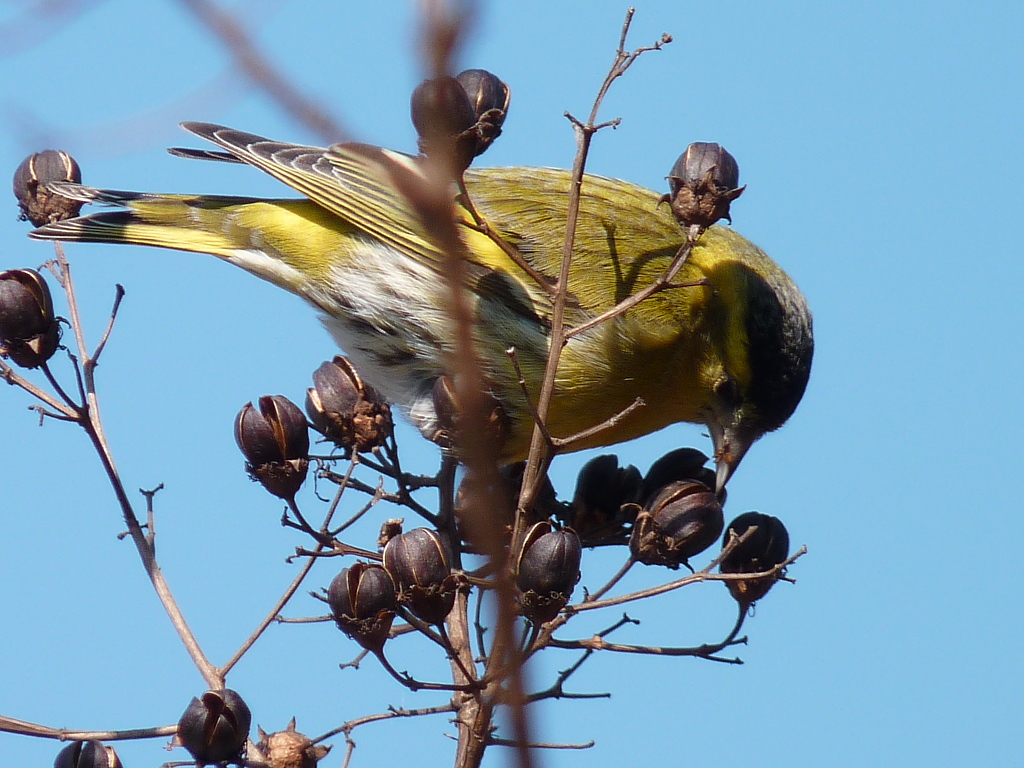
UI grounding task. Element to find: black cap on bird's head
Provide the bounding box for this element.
[706,260,814,493]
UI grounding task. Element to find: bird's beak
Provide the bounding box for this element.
[708,419,756,494]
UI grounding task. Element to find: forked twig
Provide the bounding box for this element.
[516,9,672,518]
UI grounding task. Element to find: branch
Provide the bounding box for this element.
[527,614,638,702]
[517,9,671,516]
[0,359,78,419]
[220,518,336,674]
[53,244,220,687]
[312,704,456,745]
[0,714,176,742]
[572,545,807,614]
[488,737,595,750]
[546,635,746,664]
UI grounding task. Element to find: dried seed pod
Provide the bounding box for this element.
[661,142,745,229]
[720,512,790,605]
[176,688,251,766]
[430,375,459,448]
[455,68,510,157]
[411,75,477,168]
[256,719,331,768]
[568,454,642,546]
[429,374,509,455]
[327,562,397,652]
[515,522,582,625]
[629,480,724,569]
[382,527,457,624]
[13,150,83,226]
[411,69,510,171]
[0,268,60,368]
[53,740,122,768]
[305,355,392,453]
[640,447,722,506]
[235,395,310,500]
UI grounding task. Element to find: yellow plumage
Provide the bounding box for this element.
[30,123,813,489]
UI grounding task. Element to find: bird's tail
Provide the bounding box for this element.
[28,183,262,259]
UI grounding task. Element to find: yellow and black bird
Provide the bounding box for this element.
[29,123,813,490]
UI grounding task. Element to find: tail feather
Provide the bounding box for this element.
[27,185,262,257]
[167,147,243,164]
[30,211,234,256]
[43,183,147,206]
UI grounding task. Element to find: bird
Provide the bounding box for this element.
[28,122,813,491]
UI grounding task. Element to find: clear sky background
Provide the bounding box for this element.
[1,1,1022,766]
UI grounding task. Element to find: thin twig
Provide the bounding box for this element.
[221,482,352,675]
[91,284,125,362]
[458,181,557,296]
[40,360,79,412]
[328,477,384,538]
[139,483,163,550]
[572,546,806,613]
[566,243,706,340]
[0,360,78,419]
[528,614,637,701]
[506,347,553,447]
[313,704,457,745]
[53,244,220,687]
[0,714,176,742]
[517,9,671,518]
[488,737,595,750]
[373,650,480,693]
[546,635,745,664]
[550,397,645,451]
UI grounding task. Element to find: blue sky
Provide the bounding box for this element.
[1,1,1022,766]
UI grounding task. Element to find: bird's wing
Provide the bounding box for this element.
[180,122,448,269]
[464,166,692,318]
[179,124,700,326]
[180,123,565,319]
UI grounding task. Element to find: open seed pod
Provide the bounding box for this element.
[382,527,458,624]
[327,563,397,652]
[630,480,724,569]
[176,688,251,766]
[234,395,310,500]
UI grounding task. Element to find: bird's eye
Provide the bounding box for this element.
[714,377,741,407]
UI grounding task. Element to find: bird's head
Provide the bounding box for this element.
[701,252,814,493]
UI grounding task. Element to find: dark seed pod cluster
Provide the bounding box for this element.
[305,355,392,454]
[327,562,397,652]
[629,480,724,569]
[13,150,83,227]
[53,740,122,768]
[719,512,790,605]
[411,68,510,172]
[382,527,458,624]
[176,688,251,766]
[235,395,310,500]
[661,142,745,229]
[0,268,60,368]
[566,454,642,546]
[515,522,582,625]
